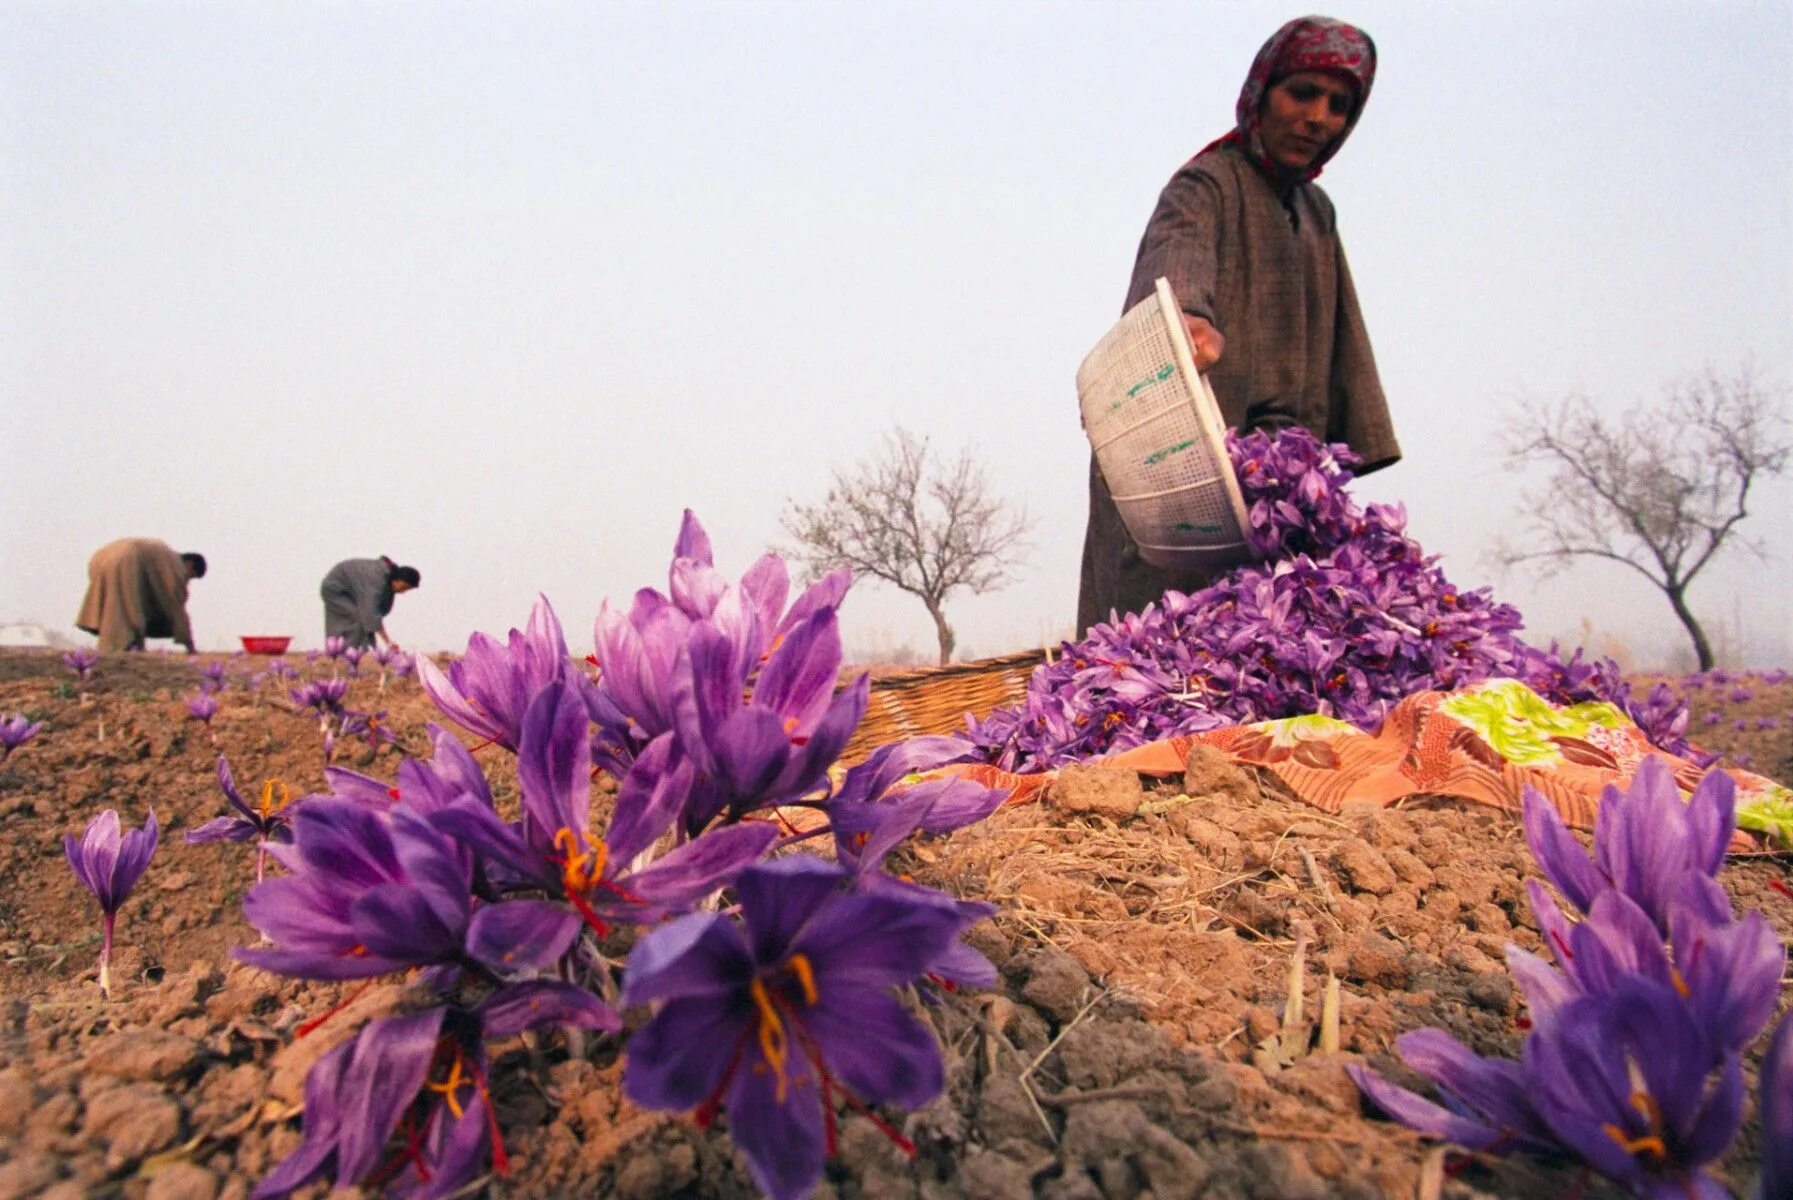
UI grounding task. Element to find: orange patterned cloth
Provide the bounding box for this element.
[945,680,1791,851]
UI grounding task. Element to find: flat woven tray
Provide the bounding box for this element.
[839,648,1047,765]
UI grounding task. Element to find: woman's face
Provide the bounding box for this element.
[1258,70,1355,173]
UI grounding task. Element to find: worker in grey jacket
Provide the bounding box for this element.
[320,556,419,649]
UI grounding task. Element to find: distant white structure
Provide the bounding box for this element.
[0,620,83,649]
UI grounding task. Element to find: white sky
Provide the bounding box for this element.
[3,2,1790,668]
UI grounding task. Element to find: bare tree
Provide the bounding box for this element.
[1493,367,1790,671]
[782,428,1033,665]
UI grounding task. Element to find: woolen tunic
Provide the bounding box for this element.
[1077,143,1401,635]
[320,558,395,648]
[74,538,195,652]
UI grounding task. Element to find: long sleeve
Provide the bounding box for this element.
[1125,162,1228,324]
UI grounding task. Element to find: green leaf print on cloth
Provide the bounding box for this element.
[1437,679,1627,768]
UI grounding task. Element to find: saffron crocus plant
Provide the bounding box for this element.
[64,808,159,998]
[622,856,983,1200]
[416,595,590,753]
[186,756,301,882]
[0,714,44,763]
[1522,756,1734,934]
[185,691,220,727]
[1758,1010,1793,1200]
[435,681,776,942]
[254,983,617,1200]
[62,648,98,682]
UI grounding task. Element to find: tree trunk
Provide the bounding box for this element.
[927,602,956,665]
[1665,585,1714,672]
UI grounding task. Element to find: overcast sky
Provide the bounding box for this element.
[4,2,1789,669]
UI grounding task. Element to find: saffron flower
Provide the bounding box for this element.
[1346,1029,1561,1156]
[238,799,498,981]
[199,660,229,692]
[62,648,98,681]
[415,595,590,753]
[622,856,982,1200]
[0,714,44,762]
[1527,978,1743,1200]
[254,984,617,1200]
[291,678,349,719]
[671,607,870,833]
[1521,757,1732,934]
[1510,878,1783,1068]
[63,808,159,997]
[185,691,220,725]
[1758,1010,1793,1200]
[186,756,302,882]
[324,635,347,659]
[435,681,776,942]
[341,645,364,676]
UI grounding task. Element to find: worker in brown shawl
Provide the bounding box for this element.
[75,538,207,653]
[1077,15,1402,635]
[320,556,419,649]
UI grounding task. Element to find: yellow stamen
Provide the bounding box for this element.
[1602,1123,1669,1164]
[426,1050,471,1119]
[258,779,293,819]
[786,953,819,1006]
[553,828,608,895]
[749,978,793,1102]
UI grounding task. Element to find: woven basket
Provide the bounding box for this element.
[1078,276,1253,572]
[840,648,1046,765]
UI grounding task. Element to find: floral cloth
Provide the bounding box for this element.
[946,679,1791,851]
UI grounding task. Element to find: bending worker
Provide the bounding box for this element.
[1078,15,1402,636]
[320,556,419,649]
[75,538,207,653]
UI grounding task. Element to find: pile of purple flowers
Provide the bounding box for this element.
[970,428,1696,772]
[241,512,1005,1200]
[1350,758,1789,1199]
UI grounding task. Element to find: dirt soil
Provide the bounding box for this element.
[0,649,1788,1200]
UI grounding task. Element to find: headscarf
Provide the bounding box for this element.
[1202,16,1377,183]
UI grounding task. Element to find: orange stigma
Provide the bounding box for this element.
[257,779,293,819]
[552,828,608,896]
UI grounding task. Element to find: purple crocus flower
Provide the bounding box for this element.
[0,714,44,763]
[1346,1028,1561,1156]
[323,635,347,660]
[1759,1010,1793,1200]
[291,678,349,719]
[1511,877,1783,1068]
[1527,978,1742,1200]
[64,808,159,998]
[185,691,220,725]
[341,645,364,677]
[435,681,776,944]
[62,648,98,681]
[670,607,870,834]
[199,660,229,691]
[1522,757,1732,934]
[187,756,303,881]
[415,595,588,753]
[237,799,549,982]
[254,982,617,1200]
[621,856,982,1200]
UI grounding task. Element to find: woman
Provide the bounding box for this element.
[320,555,420,649]
[1077,16,1401,635]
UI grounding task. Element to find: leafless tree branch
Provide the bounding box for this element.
[1493,366,1790,670]
[780,428,1034,664]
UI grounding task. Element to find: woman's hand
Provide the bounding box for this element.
[1182,314,1225,373]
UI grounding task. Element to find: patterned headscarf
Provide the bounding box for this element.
[1204,16,1377,183]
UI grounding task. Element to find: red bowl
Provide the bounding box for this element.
[240,636,293,655]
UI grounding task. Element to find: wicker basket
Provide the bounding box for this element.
[840,649,1046,765]
[1078,276,1253,572]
